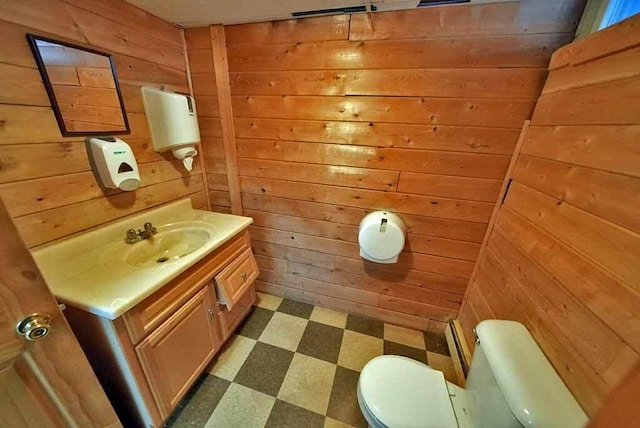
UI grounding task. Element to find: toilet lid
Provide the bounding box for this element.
[359,356,458,428]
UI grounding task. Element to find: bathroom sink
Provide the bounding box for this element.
[125,227,211,268]
[101,221,215,271]
[32,199,254,319]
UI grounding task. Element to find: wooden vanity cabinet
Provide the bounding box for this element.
[136,287,220,417]
[64,229,259,427]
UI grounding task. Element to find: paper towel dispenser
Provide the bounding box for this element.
[140,86,200,171]
[358,211,406,264]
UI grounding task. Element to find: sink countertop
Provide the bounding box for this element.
[32,199,253,319]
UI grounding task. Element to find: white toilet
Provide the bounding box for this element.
[357,320,589,428]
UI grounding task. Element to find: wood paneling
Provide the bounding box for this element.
[184,27,232,215]
[0,0,206,247]
[213,1,583,329]
[459,13,640,416]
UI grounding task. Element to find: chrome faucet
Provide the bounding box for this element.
[125,222,158,244]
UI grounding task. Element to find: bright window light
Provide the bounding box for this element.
[599,0,640,29]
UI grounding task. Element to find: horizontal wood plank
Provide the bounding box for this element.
[521,125,640,177]
[242,193,487,242]
[232,95,535,128]
[349,1,583,40]
[225,15,350,44]
[236,139,511,179]
[239,158,399,191]
[513,155,640,233]
[345,68,546,98]
[227,34,569,71]
[229,70,347,96]
[234,118,519,154]
[532,77,640,125]
[505,182,640,289]
[240,176,493,223]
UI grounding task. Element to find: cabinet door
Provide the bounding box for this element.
[136,287,220,418]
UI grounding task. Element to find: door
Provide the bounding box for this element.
[0,199,120,427]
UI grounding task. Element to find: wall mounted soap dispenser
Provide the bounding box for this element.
[140,86,201,171]
[87,137,141,191]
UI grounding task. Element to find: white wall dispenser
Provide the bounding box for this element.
[358,211,406,264]
[87,137,141,191]
[140,86,201,171]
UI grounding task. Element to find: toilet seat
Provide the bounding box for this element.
[358,356,458,428]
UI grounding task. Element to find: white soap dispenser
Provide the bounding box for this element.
[87,137,141,191]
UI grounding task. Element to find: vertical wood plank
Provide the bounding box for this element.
[210,25,242,215]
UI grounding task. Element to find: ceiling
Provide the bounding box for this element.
[124,0,423,27]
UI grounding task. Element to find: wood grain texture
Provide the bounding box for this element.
[217,2,582,328]
[0,0,197,248]
[459,14,640,416]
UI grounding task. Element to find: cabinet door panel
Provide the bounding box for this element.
[219,286,255,341]
[136,287,220,417]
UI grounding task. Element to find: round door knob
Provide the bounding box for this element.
[16,313,51,341]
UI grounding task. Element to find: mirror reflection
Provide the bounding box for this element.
[27,34,129,136]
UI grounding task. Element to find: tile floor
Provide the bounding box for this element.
[165,292,456,428]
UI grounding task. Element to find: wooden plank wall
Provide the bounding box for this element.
[184,28,232,214]
[0,0,208,248]
[458,13,640,416]
[196,0,585,331]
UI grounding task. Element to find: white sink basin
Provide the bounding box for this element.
[32,199,253,319]
[103,222,213,270]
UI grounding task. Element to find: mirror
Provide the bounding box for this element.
[26,34,129,136]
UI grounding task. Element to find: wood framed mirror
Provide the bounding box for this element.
[26,34,130,136]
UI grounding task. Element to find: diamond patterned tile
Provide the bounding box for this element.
[337,330,384,372]
[310,306,348,329]
[255,291,284,311]
[259,311,308,351]
[297,321,344,364]
[345,314,384,338]
[326,366,367,428]
[384,340,428,364]
[163,292,459,428]
[207,334,256,381]
[277,298,315,319]
[237,307,274,339]
[165,374,229,428]
[234,342,294,396]
[204,383,275,428]
[265,400,325,428]
[384,323,426,350]
[425,328,451,356]
[277,353,336,415]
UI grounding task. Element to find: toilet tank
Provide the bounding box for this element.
[465,320,588,428]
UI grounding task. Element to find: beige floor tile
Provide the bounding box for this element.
[338,330,384,372]
[278,353,337,414]
[310,306,348,329]
[384,323,426,350]
[207,334,256,381]
[255,291,283,311]
[258,311,308,351]
[324,416,355,428]
[204,383,275,428]
[427,351,457,383]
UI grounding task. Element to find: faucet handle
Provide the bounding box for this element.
[144,222,153,231]
[126,229,139,244]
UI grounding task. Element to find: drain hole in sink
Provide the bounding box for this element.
[156,256,169,263]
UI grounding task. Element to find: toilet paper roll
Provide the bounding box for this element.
[183,157,194,171]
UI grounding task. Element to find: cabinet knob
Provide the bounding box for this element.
[240,272,247,280]
[207,307,215,323]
